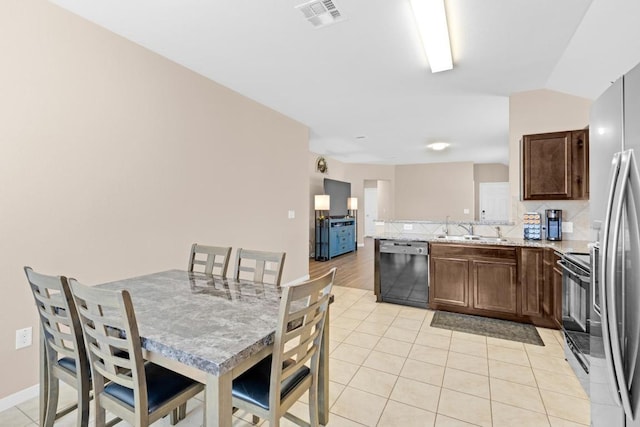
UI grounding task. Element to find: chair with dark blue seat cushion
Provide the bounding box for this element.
[231,268,336,427]
[24,266,91,427]
[69,278,204,427]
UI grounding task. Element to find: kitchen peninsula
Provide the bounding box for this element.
[373,222,589,330]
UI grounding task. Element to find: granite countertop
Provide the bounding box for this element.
[98,270,283,376]
[373,233,591,255]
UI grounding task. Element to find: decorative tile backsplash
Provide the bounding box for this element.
[508,198,590,241]
[376,198,591,241]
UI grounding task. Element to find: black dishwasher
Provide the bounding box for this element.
[379,240,429,308]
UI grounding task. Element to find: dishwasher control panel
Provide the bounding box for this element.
[380,241,429,255]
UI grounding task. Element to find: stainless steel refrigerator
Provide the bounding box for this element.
[590,60,640,426]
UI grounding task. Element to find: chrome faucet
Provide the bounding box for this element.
[458,223,474,235]
[495,226,502,238]
[443,215,450,235]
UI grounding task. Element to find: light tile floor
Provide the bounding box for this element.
[0,286,590,426]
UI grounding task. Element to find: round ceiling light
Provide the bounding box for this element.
[427,142,450,151]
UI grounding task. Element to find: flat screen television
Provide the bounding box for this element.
[323,178,351,218]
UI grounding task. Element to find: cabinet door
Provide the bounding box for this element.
[520,248,544,317]
[571,130,589,199]
[542,249,554,318]
[553,258,563,328]
[471,259,518,314]
[430,257,469,308]
[523,131,572,200]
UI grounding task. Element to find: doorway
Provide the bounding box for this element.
[364,187,378,236]
[479,182,510,221]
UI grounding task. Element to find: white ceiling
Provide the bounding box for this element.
[50,0,640,165]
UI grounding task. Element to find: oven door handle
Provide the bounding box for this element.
[556,260,590,283]
[591,245,600,316]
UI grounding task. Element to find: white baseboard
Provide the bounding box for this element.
[0,383,39,413]
[282,274,310,287]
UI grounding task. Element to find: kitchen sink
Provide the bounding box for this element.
[434,235,481,241]
[433,235,510,243]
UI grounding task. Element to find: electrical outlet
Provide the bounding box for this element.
[288,210,295,219]
[564,221,574,233]
[16,327,32,349]
[403,224,413,231]
[463,208,470,214]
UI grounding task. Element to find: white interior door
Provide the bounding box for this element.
[479,182,510,221]
[364,187,378,236]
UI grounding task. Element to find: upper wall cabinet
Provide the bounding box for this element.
[522,129,589,200]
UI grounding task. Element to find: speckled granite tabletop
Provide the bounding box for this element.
[373,233,591,255]
[97,270,282,376]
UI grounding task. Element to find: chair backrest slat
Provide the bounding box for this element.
[24,267,87,373]
[269,268,335,410]
[70,278,149,414]
[188,243,232,276]
[234,248,286,286]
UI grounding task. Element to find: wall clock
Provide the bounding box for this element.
[316,156,328,174]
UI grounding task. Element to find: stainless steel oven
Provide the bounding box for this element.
[378,240,429,308]
[558,251,591,395]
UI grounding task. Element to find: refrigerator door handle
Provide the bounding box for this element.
[607,150,635,419]
[601,152,623,407]
[623,150,640,418]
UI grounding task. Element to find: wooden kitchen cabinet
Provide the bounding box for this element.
[471,258,517,315]
[429,244,517,319]
[431,256,469,308]
[522,129,589,200]
[520,248,544,318]
[552,251,563,328]
[541,248,563,329]
[430,243,560,328]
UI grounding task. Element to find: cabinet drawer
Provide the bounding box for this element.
[330,244,350,257]
[430,243,516,261]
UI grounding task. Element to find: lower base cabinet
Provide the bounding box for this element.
[472,258,517,315]
[429,243,559,328]
[431,257,469,308]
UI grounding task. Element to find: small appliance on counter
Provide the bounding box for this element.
[523,212,541,240]
[545,209,562,241]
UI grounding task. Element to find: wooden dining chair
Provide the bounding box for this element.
[188,243,232,276]
[69,278,204,427]
[24,267,91,427]
[233,248,286,286]
[231,267,336,427]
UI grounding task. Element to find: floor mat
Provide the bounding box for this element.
[430,311,545,346]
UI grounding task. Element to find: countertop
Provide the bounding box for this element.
[373,233,591,255]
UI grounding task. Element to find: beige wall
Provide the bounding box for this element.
[0,0,309,401]
[395,162,475,221]
[474,163,509,219]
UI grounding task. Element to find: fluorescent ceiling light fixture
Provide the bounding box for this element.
[427,142,450,151]
[410,0,453,73]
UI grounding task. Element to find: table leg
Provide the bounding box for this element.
[319,304,330,426]
[205,371,233,427]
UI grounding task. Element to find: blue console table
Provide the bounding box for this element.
[315,217,356,261]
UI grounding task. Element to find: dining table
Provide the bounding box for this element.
[95,269,332,427]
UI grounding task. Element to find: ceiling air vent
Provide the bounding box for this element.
[295,0,344,28]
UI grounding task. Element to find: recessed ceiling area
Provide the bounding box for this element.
[49,0,640,165]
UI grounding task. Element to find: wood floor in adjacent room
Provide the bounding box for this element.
[309,237,375,291]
